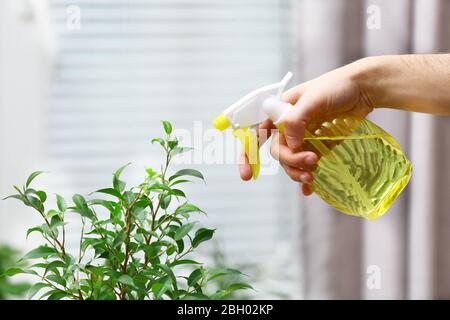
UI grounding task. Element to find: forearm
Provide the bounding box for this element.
[352,54,450,115]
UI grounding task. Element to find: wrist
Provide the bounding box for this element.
[347,55,397,108]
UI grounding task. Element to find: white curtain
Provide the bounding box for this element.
[295,0,450,299]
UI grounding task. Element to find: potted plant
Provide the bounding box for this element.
[2,121,252,300]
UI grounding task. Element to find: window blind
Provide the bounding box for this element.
[47,0,300,298]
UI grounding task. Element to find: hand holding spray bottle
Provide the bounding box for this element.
[213,73,412,220]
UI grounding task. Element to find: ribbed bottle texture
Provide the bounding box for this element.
[304,117,412,220]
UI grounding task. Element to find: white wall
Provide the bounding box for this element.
[0,0,53,251]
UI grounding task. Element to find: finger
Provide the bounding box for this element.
[302,184,314,196]
[283,92,324,152]
[282,80,312,105]
[239,120,275,181]
[271,134,319,170]
[239,151,252,181]
[281,164,314,184]
[258,119,276,146]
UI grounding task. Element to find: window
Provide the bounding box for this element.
[47,0,299,298]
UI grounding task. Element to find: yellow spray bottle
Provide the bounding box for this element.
[213,72,412,220]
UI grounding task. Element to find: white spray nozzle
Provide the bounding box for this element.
[212,72,294,179]
[215,72,293,130]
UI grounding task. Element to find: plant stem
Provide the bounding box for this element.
[119,189,145,299]
[37,208,66,257]
[143,147,171,267]
[62,211,66,251]
[41,277,78,300]
[78,218,85,263]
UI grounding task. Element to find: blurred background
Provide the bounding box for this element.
[0,0,449,299]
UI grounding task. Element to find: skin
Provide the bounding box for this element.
[239,54,450,195]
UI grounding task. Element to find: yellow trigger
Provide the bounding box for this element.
[233,128,260,179]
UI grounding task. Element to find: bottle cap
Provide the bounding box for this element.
[213,114,231,131]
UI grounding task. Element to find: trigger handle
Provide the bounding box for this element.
[232,128,260,179]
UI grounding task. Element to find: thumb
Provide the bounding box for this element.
[283,94,321,152]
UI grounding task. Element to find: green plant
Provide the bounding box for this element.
[0,245,30,299]
[208,244,252,300]
[2,121,252,300]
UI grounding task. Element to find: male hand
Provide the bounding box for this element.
[239,60,375,195]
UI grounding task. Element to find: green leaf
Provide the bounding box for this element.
[2,194,24,201]
[187,268,203,287]
[47,290,68,300]
[192,228,215,248]
[168,139,178,149]
[26,226,45,239]
[169,179,191,187]
[160,265,178,291]
[166,244,177,256]
[3,267,26,277]
[22,246,59,260]
[47,209,61,220]
[89,199,115,212]
[111,203,123,220]
[26,171,45,188]
[50,215,64,230]
[162,120,172,134]
[123,191,136,205]
[149,182,171,192]
[170,259,202,267]
[174,222,196,241]
[208,268,243,282]
[56,194,67,212]
[176,239,184,253]
[44,260,66,276]
[35,190,47,203]
[146,167,159,178]
[0,281,31,297]
[25,195,44,212]
[113,163,130,192]
[114,163,131,180]
[175,203,204,215]
[94,188,124,200]
[170,189,186,198]
[151,277,171,299]
[72,194,87,208]
[28,282,49,299]
[226,282,254,292]
[169,169,204,182]
[181,293,209,300]
[72,194,95,220]
[151,138,165,148]
[134,198,152,212]
[118,275,135,287]
[112,231,126,248]
[47,274,67,287]
[161,194,171,210]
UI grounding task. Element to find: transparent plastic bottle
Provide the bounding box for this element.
[212,71,412,220]
[302,116,412,220]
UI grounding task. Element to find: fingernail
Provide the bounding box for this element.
[306,155,317,166]
[299,173,310,184]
